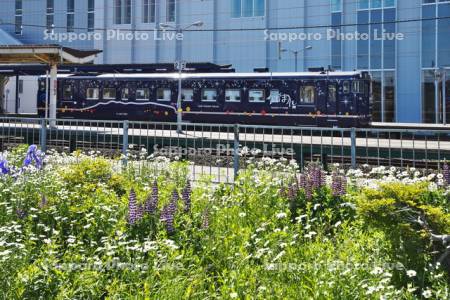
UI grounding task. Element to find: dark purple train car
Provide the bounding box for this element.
[37,71,371,127]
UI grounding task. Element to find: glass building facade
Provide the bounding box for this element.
[0,0,449,124]
[422,0,450,123]
[357,0,396,122]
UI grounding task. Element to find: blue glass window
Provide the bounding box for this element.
[331,12,342,69]
[242,0,253,17]
[254,0,265,16]
[383,8,396,69]
[384,0,396,7]
[232,0,265,17]
[331,0,341,12]
[232,0,241,18]
[371,0,382,9]
[438,3,450,67]
[357,10,369,69]
[359,0,369,9]
[370,9,382,69]
[422,5,436,68]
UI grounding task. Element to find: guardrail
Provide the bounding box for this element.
[1,117,449,182]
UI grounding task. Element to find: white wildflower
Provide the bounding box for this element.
[276,212,287,219]
[406,270,416,277]
[422,290,433,299]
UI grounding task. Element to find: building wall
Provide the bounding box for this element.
[0,0,448,124]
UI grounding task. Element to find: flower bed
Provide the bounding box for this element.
[0,146,449,299]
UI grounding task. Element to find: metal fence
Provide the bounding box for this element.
[1,117,450,183]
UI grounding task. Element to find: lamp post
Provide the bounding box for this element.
[160,21,204,133]
[435,68,447,125]
[441,68,447,125]
[279,45,313,72]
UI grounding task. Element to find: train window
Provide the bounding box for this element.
[137,88,150,101]
[268,90,280,103]
[225,89,241,102]
[182,89,194,102]
[328,85,337,103]
[86,88,99,100]
[202,89,217,102]
[103,88,117,100]
[299,86,316,104]
[157,88,171,101]
[63,85,72,101]
[352,81,363,93]
[249,90,265,103]
[122,88,130,100]
[343,81,350,93]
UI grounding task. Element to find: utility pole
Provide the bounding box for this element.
[175,60,186,133]
[160,21,204,133]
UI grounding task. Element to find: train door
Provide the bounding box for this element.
[327,83,338,115]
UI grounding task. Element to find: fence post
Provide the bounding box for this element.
[233,124,240,180]
[40,119,47,152]
[122,120,129,166]
[350,127,356,169]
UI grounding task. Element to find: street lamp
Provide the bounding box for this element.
[434,68,447,125]
[160,21,204,133]
[279,45,313,72]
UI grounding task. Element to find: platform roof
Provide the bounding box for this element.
[0,44,101,65]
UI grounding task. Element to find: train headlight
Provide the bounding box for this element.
[178,108,183,113]
[186,107,191,112]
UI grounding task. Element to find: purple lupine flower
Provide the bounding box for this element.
[182,181,192,213]
[288,182,297,201]
[160,201,177,234]
[299,174,312,200]
[23,145,43,170]
[279,186,288,198]
[443,162,450,185]
[171,189,179,202]
[160,205,175,234]
[0,155,9,175]
[201,209,210,229]
[128,189,138,225]
[16,208,27,219]
[160,189,179,234]
[304,178,312,200]
[331,173,347,197]
[308,165,326,190]
[145,180,159,214]
[136,204,144,221]
[39,194,48,209]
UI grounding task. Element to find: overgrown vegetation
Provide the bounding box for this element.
[0,147,449,299]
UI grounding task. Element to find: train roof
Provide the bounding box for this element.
[43,71,366,79]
